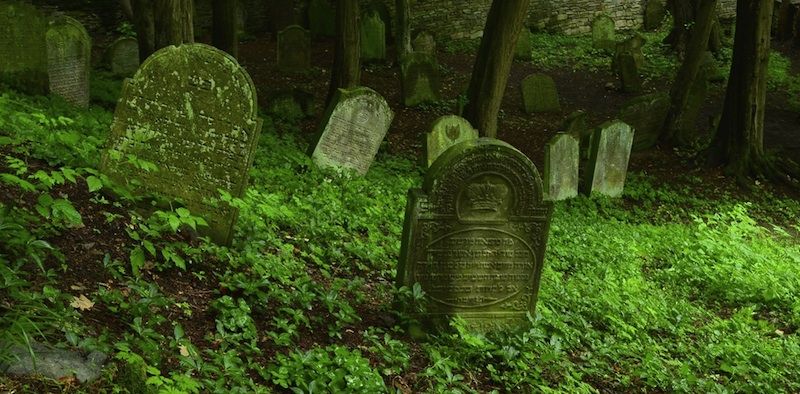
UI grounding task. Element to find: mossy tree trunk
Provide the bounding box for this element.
[463,0,530,138]
[120,0,134,21]
[212,0,238,58]
[326,0,361,106]
[395,0,412,59]
[662,0,717,144]
[131,0,155,62]
[154,0,194,51]
[664,0,696,56]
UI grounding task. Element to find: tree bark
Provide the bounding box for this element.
[776,0,796,41]
[326,0,361,105]
[463,0,531,138]
[212,0,238,58]
[131,0,155,62]
[664,0,696,56]
[120,0,134,21]
[395,0,412,60]
[662,0,717,144]
[154,0,195,51]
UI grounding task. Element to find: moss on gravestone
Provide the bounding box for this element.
[424,115,478,167]
[401,52,441,107]
[521,73,560,113]
[0,1,49,95]
[360,10,386,62]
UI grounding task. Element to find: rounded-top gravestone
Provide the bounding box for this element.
[277,25,311,71]
[591,14,616,50]
[425,115,478,167]
[46,16,91,108]
[644,0,667,31]
[109,37,140,77]
[521,73,560,113]
[0,1,48,94]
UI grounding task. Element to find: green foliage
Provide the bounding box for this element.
[269,345,386,393]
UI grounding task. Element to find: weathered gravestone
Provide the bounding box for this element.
[644,0,667,31]
[109,37,140,77]
[614,34,645,69]
[515,28,533,60]
[308,0,335,37]
[364,0,392,40]
[100,44,263,245]
[0,1,48,94]
[618,92,669,151]
[413,31,436,55]
[521,73,560,113]
[425,115,478,167]
[360,10,386,62]
[309,87,394,175]
[401,52,441,107]
[614,52,642,93]
[398,138,553,332]
[591,14,616,50]
[584,121,634,197]
[277,25,311,71]
[46,16,91,108]
[561,110,590,159]
[544,133,579,201]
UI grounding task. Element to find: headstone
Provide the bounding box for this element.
[515,28,533,60]
[365,0,392,40]
[413,31,436,55]
[397,138,553,332]
[46,16,91,108]
[267,89,314,121]
[100,44,263,245]
[591,14,616,50]
[277,25,311,71]
[701,51,726,82]
[401,52,441,107]
[1,342,107,383]
[644,0,667,31]
[584,121,634,197]
[0,1,48,94]
[309,87,394,175]
[308,0,335,37]
[521,73,560,113]
[544,133,579,201]
[618,92,669,151]
[615,52,642,93]
[561,110,590,159]
[425,115,478,167]
[360,10,386,62]
[614,34,645,69]
[109,37,140,77]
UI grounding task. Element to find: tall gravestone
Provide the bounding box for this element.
[401,53,440,107]
[398,138,553,332]
[591,14,616,50]
[544,133,579,201]
[100,44,263,245]
[109,37,140,77]
[308,0,335,37]
[309,87,394,175]
[618,92,669,151]
[0,1,48,95]
[584,121,634,197]
[644,0,667,31]
[521,73,560,113]
[425,115,478,167]
[46,16,91,108]
[360,10,386,62]
[413,31,436,55]
[365,0,392,40]
[277,25,311,71]
[515,28,533,60]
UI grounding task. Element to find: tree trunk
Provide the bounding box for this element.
[664,0,696,56]
[326,0,361,105]
[120,0,134,21]
[395,0,412,60]
[663,0,717,144]
[212,0,238,58]
[463,0,531,138]
[708,0,773,178]
[776,0,796,41]
[131,0,155,62]
[154,0,195,51]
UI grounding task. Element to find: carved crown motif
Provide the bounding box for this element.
[466,181,508,212]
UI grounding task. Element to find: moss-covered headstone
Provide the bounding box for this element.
[584,121,634,197]
[425,115,478,167]
[398,138,553,332]
[521,73,560,113]
[615,52,642,93]
[360,10,386,62]
[308,0,335,37]
[591,14,615,50]
[561,110,591,159]
[618,92,669,151]
[401,52,441,107]
[514,28,533,60]
[544,133,579,201]
[277,25,311,71]
[0,1,48,94]
[46,16,91,108]
[100,44,263,245]
[412,31,436,55]
[644,0,667,31]
[109,37,140,77]
[309,87,394,175]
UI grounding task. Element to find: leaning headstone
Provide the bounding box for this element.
[544,133,579,201]
[401,52,441,107]
[425,115,478,167]
[100,44,263,245]
[515,28,533,60]
[109,37,140,77]
[614,52,642,93]
[591,14,616,50]
[309,87,394,175]
[277,25,311,71]
[398,138,553,332]
[561,110,591,159]
[521,73,560,113]
[0,1,48,94]
[584,121,634,197]
[413,31,437,55]
[46,16,91,108]
[618,92,669,151]
[644,0,667,31]
[360,10,386,62]
[308,0,335,37]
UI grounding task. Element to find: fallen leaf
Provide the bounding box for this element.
[179,345,190,357]
[70,294,94,311]
[70,285,86,291]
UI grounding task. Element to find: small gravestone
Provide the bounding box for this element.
[1,342,107,383]
[309,87,394,175]
[100,44,263,245]
[521,73,560,113]
[644,0,667,31]
[0,1,48,94]
[544,133,579,201]
[277,25,311,71]
[308,0,335,37]
[267,89,314,121]
[584,121,634,197]
[618,92,669,151]
[425,115,478,167]
[413,31,436,55]
[365,0,392,40]
[614,34,645,69]
[398,138,553,332]
[46,16,91,108]
[401,52,441,107]
[515,28,533,60]
[109,37,140,77]
[360,10,386,62]
[701,51,726,82]
[591,14,616,50]
[615,52,642,93]
[561,110,590,159]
